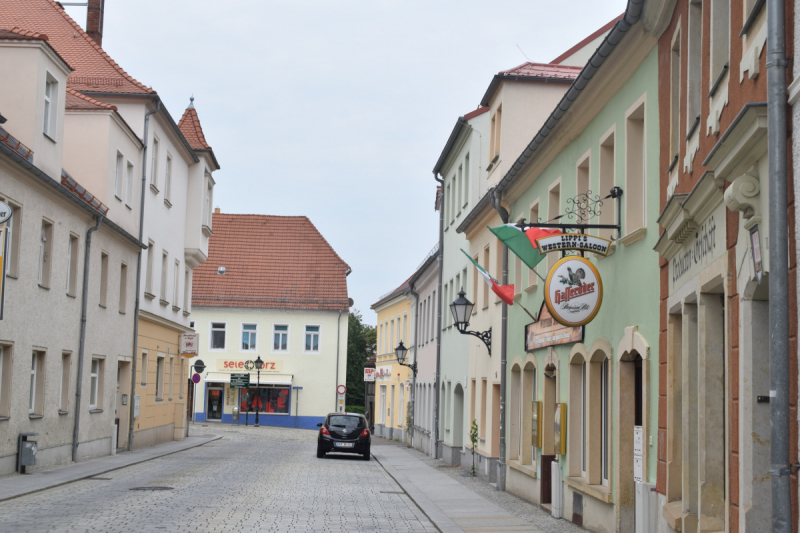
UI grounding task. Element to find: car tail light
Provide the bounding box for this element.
[320,427,330,436]
[360,429,370,438]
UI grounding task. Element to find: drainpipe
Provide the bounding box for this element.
[491,188,509,491]
[128,101,161,452]
[73,216,103,462]
[434,171,444,459]
[409,283,420,448]
[335,309,343,411]
[767,0,791,528]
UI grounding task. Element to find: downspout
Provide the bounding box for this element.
[73,216,103,462]
[434,171,444,459]
[767,0,791,528]
[490,188,509,491]
[128,101,161,452]
[409,283,419,448]
[335,309,343,411]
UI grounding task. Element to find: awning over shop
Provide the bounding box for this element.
[203,372,293,386]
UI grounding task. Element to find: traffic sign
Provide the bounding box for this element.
[230,373,250,389]
[191,373,201,384]
[337,384,346,395]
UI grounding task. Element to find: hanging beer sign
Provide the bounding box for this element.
[544,256,603,327]
[535,233,613,256]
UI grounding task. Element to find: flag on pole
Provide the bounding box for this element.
[461,249,515,306]
[488,224,562,270]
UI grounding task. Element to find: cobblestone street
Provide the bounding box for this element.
[0,425,436,533]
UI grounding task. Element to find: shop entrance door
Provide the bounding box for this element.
[207,387,223,420]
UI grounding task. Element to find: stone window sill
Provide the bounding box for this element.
[144,291,156,300]
[58,410,68,415]
[164,199,172,209]
[159,299,169,307]
[619,227,646,246]
[172,305,180,312]
[202,225,213,237]
[662,500,683,531]
[150,184,160,195]
[524,283,538,293]
[565,476,612,504]
[29,414,43,419]
[38,284,50,291]
[508,459,537,479]
[6,274,18,280]
[67,293,76,299]
[183,310,191,317]
[0,416,9,421]
[89,409,103,414]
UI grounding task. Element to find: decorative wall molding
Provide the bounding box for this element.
[724,169,761,230]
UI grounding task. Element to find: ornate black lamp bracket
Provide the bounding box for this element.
[456,325,491,355]
[398,361,418,377]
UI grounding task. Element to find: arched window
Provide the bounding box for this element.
[510,363,522,461]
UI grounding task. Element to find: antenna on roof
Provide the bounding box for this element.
[516,44,531,62]
[188,95,195,109]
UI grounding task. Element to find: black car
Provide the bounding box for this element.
[316,413,371,460]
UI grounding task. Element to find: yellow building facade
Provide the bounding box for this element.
[371,284,414,441]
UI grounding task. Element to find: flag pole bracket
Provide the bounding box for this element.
[515,187,623,236]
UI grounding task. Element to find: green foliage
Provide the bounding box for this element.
[469,419,479,477]
[345,405,365,415]
[345,310,376,408]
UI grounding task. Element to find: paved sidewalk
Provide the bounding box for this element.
[0,433,220,502]
[372,445,543,533]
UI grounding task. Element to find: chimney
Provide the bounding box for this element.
[86,0,105,47]
[214,208,220,214]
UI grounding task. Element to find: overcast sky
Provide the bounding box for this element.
[66,0,625,326]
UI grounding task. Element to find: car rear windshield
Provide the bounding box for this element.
[329,416,362,429]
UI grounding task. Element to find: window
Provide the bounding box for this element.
[114,151,124,199]
[457,165,463,215]
[179,358,185,399]
[0,346,11,417]
[89,358,101,409]
[204,176,214,228]
[446,183,452,225]
[164,154,173,205]
[390,318,395,349]
[99,251,108,307]
[528,201,540,288]
[482,246,490,308]
[150,136,160,191]
[140,350,148,386]
[242,324,257,351]
[670,28,681,165]
[494,244,501,303]
[399,386,404,424]
[625,102,646,236]
[548,183,560,271]
[403,313,408,343]
[60,352,71,412]
[601,357,610,485]
[158,251,169,303]
[119,262,128,313]
[30,351,44,415]
[430,291,435,340]
[464,153,470,207]
[577,154,590,220]
[43,74,58,139]
[273,325,288,352]
[155,355,165,401]
[581,360,587,477]
[183,268,191,313]
[598,132,616,241]
[172,260,180,308]
[710,0,730,91]
[143,240,153,296]
[125,161,134,207]
[168,355,174,400]
[211,322,226,350]
[38,219,53,287]
[305,325,320,352]
[490,106,503,161]
[687,1,702,137]
[1,200,20,277]
[480,379,487,438]
[241,386,290,414]
[66,233,78,296]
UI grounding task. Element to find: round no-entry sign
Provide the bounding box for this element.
[337,385,346,395]
[192,373,201,384]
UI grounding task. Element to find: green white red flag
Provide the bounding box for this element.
[461,249,515,306]
[488,224,562,270]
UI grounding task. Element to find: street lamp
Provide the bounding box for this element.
[450,289,491,354]
[394,341,417,376]
[254,356,264,427]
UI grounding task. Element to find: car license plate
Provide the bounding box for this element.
[334,442,354,448]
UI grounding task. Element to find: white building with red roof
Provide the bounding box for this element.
[188,211,351,428]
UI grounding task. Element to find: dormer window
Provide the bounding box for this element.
[43,74,58,140]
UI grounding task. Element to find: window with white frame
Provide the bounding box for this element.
[598,132,616,241]
[0,198,20,277]
[273,325,288,352]
[150,136,160,191]
[242,324,257,351]
[164,154,173,205]
[464,153,470,207]
[168,355,174,400]
[119,262,128,313]
[160,250,169,303]
[305,325,320,352]
[601,357,610,485]
[30,351,45,415]
[625,101,646,236]
[183,268,191,313]
[155,354,165,401]
[125,160,134,207]
[172,259,180,307]
[114,151,124,200]
[210,322,226,350]
[99,251,109,307]
[89,358,101,409]
[204,176,214,228]
[145,240,155,296]
[66,233,78,296]
[686,1,702,137]
[457,165,463,216]
[38,219,53,287]
[59,352,71,412]
[43,74,58,139]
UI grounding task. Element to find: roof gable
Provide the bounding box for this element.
[178,104,211,151]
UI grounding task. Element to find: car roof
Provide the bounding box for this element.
[327,412,364,417]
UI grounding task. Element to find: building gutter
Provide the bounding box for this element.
[455,0,645,235]
[766,0,791,527]
[408,283,419,448]
[72,216,102,462]
[433,171,444,459]
[128,100,161,452]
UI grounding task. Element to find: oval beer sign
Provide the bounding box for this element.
[544,256,603,327]
[0,201,11,224]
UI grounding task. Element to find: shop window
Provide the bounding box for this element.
[379,385,386,424]
[210,322,226,350]
[525,363,537,468]
[239,386,290,414]
[480,379,487,439]
[179,358,185,399]
[242,324,257,351]
[273,325,289,352]
[568,351,588,479]
[601,357,610,485]
[304,325,320,352]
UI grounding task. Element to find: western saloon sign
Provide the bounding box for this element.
[535,234,612,256]
[544,256,603,327]
[525,302,584,350]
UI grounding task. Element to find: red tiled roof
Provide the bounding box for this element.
[371,274,413,309]
[61,168,109,215]
[498,62,583,79]
[178,105,211,151]
[0,26,73,69]
[550,15,622,65]
[192,214,351,311]
[464,106,489,121]
[0,0,153,94]
[65,87,117,110]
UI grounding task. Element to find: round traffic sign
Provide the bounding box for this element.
[192,373,201,384]
[337,385,346,395]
